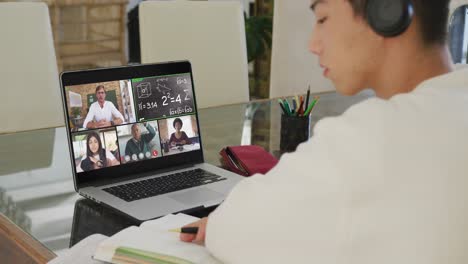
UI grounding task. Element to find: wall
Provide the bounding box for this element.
[269,0,334,98]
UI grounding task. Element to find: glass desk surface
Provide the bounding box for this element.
[0,91,371,254]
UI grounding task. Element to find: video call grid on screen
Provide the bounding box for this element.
[65,73,201,174]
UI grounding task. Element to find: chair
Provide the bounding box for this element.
[450,0,468,13]
[139,0,249,108]
[449,0,468,63]
[269,0,334,98]
[0,3,64,134]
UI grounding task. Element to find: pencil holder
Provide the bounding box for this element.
[280,114,310,153]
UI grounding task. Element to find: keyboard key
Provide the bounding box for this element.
[103,169,226,202]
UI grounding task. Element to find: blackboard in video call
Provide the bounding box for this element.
[132,73,195,120]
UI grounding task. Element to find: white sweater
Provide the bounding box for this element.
[206,68,468,264]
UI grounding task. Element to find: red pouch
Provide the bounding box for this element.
[219,145,278,176]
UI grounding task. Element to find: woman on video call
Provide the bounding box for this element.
[168,118,191,146]
[80,131,119,171]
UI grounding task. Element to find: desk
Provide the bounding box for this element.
[0,92,371,262]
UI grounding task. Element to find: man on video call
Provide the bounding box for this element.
[178,0,468,263]
[125,123,156,160]
[83,85,125,129]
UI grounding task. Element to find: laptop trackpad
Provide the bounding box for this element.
[169,188,223,206]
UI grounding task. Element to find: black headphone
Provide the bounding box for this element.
[366,0,414,37]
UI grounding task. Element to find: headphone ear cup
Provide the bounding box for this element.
[366,0,414,37]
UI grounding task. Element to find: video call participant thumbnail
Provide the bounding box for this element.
[169,117,191,146]
[117,121,162,164]
[158,115,200,156]
[79,131,120,172]
[83,85,125,129]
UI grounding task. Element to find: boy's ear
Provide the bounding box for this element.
[365,0,413,37]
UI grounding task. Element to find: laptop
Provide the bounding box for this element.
[60,61,243,221]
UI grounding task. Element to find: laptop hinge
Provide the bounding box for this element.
[78,191,102,204]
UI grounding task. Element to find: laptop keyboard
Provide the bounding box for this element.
[103,169,227,202]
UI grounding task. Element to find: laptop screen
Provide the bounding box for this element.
[61,62,204,186]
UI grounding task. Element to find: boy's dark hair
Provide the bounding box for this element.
[349,0,450,45]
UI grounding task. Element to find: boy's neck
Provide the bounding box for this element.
[373,44,454,99]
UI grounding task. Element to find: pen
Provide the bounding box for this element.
[292,97,297,112]
[299,96,304,114]
[283,99,293,116]
[278,99,287,115]
[297,98,304,116]
[169,227,199,234]
[305,86,311,112]
[304,96,319,116]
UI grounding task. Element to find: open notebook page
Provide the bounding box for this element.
[94,214,221,264]
[140,213,200,231]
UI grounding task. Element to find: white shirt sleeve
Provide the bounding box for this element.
[205,98,386,264]
[105,150,116,161]
[109,102,125,123]
[82,103,96,128]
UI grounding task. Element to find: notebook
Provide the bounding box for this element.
[93,213,221,264]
